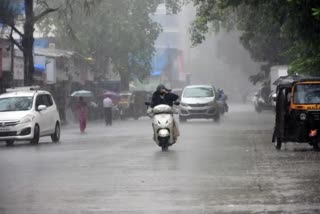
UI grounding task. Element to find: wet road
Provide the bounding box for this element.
[1,104,320,213]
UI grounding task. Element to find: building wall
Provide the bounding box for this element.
[150,4,187,88]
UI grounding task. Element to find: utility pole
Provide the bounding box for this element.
[10,42,14,87]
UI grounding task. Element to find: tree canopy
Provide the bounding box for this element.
[188,0,320,80]
[0,0,96,85]
[38,0,180,89]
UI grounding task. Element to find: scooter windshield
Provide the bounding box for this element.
[153,105,173,114]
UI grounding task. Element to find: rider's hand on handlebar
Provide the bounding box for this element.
[160,89,168,94]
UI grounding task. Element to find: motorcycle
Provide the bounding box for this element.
[253,91,274,113]
[217,97,229,115]
[145,102,179,152]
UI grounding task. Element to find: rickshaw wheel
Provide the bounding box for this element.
[274,137,282,150]
[313,141,319,151]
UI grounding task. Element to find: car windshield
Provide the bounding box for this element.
[294,84,320,104]
[183,87,214,98]
[0,97,33,112]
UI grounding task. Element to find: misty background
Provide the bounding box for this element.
[177,5,260,102]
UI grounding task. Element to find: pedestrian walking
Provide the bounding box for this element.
[77,97,88,133]
[103,96,113,126]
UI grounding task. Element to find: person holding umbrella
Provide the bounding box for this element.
[77,97,88,133]
[71,90,93,133]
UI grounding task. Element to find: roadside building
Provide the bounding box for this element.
[149,4,189,90]
[34,46,94,123]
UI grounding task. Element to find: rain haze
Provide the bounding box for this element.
[1,1,320,214]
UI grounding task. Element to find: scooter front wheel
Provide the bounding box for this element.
[161,146,169,152]
[159,137,169,152]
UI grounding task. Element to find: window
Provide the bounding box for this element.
[35,95,44,107]
[0,97,33,112]
[36,94,53,107]
[294,84,320,104]
[183,87,214,98]
[44,95,53,107]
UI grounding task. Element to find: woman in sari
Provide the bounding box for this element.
[77,97,88,133]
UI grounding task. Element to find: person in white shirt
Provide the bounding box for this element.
[103,96,113,126]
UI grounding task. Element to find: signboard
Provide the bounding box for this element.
[13,57,24,80]
[0,48,2,79]
[46,58,56,84]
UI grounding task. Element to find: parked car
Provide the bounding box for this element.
[0,86,61,146]
[179,85,220,122]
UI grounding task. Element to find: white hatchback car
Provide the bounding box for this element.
[0,87,61,146]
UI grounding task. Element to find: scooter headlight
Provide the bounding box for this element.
[300,113,307,121]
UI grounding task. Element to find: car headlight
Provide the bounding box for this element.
[300,113,307,121]
[207,101,215,106]
[180,103,189,107]
[20,116,34,124]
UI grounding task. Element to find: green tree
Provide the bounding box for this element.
[0,0,60,85]
[188,0,320,79]
[0,0,99,86]
[39,0,181,90]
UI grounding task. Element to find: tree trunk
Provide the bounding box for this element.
[22,0,35,86]
[119,69,130,91]
[116,58,130,91]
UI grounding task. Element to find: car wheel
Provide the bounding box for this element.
[274,137,282,150]
[6,140,14,147]
[31,124,40,145]
[51,123,60,143]
[179,115,187,123]
[313,141,319,151]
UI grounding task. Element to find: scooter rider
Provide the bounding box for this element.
[151,84,180,142]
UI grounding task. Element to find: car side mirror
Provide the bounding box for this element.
[174,101,180,105]
[38,105,47,111]
[145,102,151,106]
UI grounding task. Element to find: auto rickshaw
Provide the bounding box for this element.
[118,92,132,120]
[272,76,320,150]
[118,90,151,120]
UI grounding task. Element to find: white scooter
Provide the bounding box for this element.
[145,102,179,151]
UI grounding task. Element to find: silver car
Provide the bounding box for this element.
[179,85,220,122]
